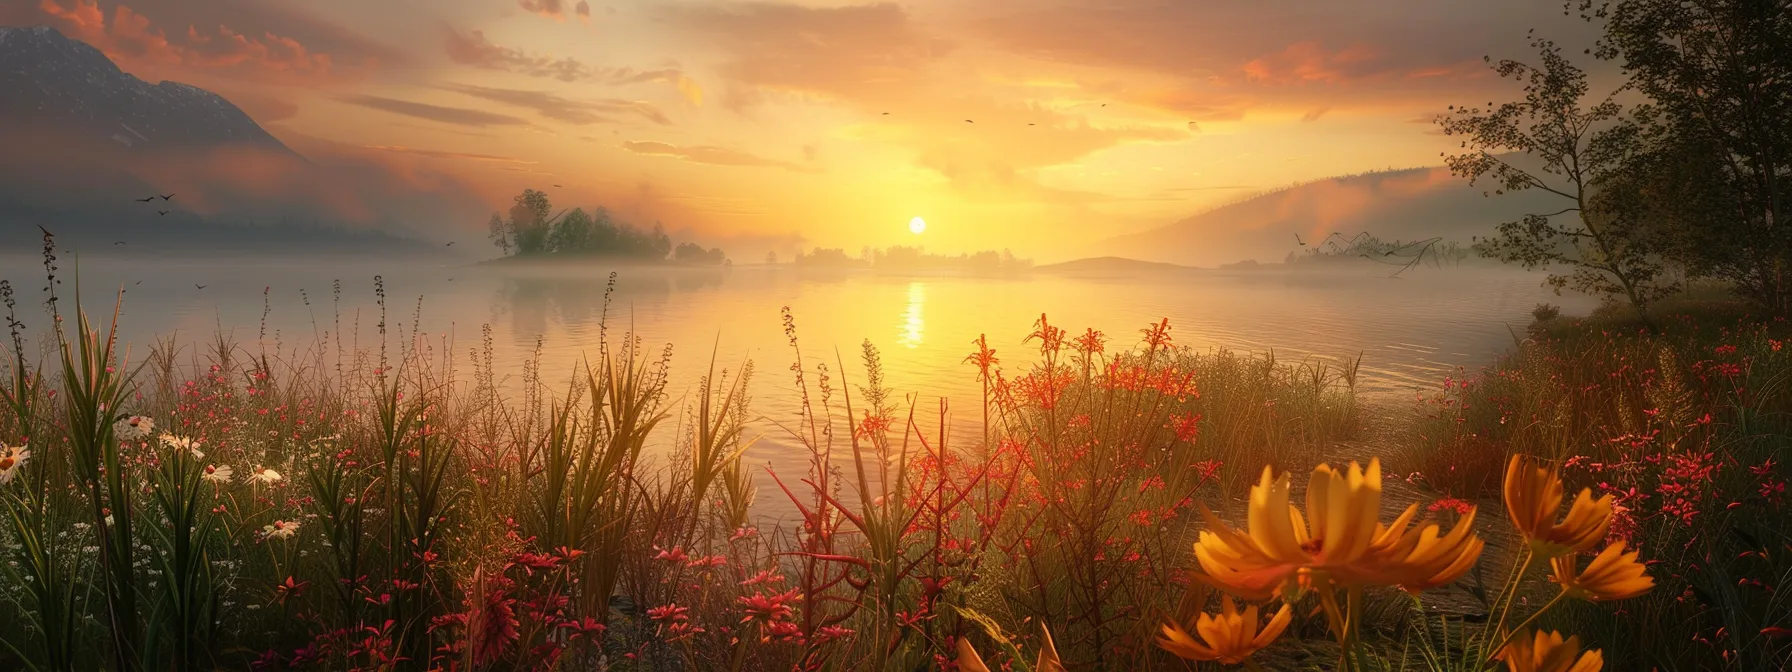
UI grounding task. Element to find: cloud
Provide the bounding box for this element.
[517,0,569,21]
[442,84,671,125]
[363,145,535,164]
[440,24,702,102]
[1242,42,1383,85]
[663,2,950,106]
[31,0,391,84]
[621,141,808,171]
[336,95,532,127]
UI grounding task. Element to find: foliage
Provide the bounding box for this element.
[1406,301,1792,670]
[486,190,703,263]
[1584,0,1792,316]
[1439,35,1679,323]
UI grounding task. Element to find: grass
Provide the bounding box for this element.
[1,252,1784,671]
[0,264,1361,671]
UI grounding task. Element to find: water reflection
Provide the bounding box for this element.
[900,281,925,348]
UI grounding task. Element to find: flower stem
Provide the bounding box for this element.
[1490,549,1534,642]
[1486,591,1569,661]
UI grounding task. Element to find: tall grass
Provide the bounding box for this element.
[0,259,1376,670]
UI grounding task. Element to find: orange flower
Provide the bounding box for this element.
[1551,541,1654,601]
[1504,455,1612,558]
[1192,459,1483,598]
[1498,630,1604,672]
[1156,596,1292,664]
[956,624,1064,672]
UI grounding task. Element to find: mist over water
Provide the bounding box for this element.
[1,253,1595,523]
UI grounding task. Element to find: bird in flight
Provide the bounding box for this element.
[553,184,563,188]
[134,280,142,285]
[881,112,890,115]
[157,210,169,216]
[445,241,455,246]
[160,193,175,201]
[1294,232,1306,246]
[113,241,125,245]
[1028,123,1035,126]
[194,284,207,290]
[134,196,156,202]
[965,119,974,124]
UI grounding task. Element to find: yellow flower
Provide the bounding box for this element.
[1192,459,1483,598]
[1504,455,1611,558]
[1157,596,1292,664]
[956,623,1064,672]
[1551,541,1654,601]
[1498,630,1604,672]
[1359,503,1486,593]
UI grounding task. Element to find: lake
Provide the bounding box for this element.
[1,253,1595,522]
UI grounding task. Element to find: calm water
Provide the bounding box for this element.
[1,254,1594,523]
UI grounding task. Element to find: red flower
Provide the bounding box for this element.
[1169,413,1202,443]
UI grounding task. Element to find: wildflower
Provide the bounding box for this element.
[0,442,29,485]
[1156,596,1292,664]
[1504,455,1612,558]
[203,464,234,484]
[1192,459,1483,599]
[957,623,1064,672]
[262,520,300,540]
[159,433,204,460]
[1497,630,1604,672]
[652,546,689,564]
[248,468,284,484]
[1551,541,1654,601]
[1170,413,1202,443]
[116,415,155,441]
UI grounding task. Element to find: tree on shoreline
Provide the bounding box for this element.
[1440,36,1678,325]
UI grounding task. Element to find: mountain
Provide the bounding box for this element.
[0,25,295,157]
[1097,165,1560,267]
[0,25,477,254]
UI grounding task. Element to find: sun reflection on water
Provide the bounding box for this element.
[899,281,925,348]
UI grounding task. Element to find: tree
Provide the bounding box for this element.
[550,208,594,253]
[508,189,554,255]
[487,212,511,256]
[1584,0,1792,315]
[674,242,707,263]
[1439,35,1678,324]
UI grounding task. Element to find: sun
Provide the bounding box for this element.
[909,216,927,235]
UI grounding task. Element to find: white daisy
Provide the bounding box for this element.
[159,433,204,460]
[261,520,300,540]
[202,464,233,484]
[0,442,29,485]
[247,467,283,485]
[115,415,156,441]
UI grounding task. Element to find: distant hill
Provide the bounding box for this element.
[1097,165,1559,267]
[0,25,465,254]
[1035,256,1196,277]
[0,25,296,156]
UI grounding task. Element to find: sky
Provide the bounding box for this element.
[4,0,1605,259]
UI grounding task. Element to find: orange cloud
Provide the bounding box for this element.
[621,141,809,171]
[517,0,589,22]
[1241,42,1383,85]
[35,0,348,84]
[442,84,671,126]
[441,24,701,103]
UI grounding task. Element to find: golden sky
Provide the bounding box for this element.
[8,0,1600,259]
